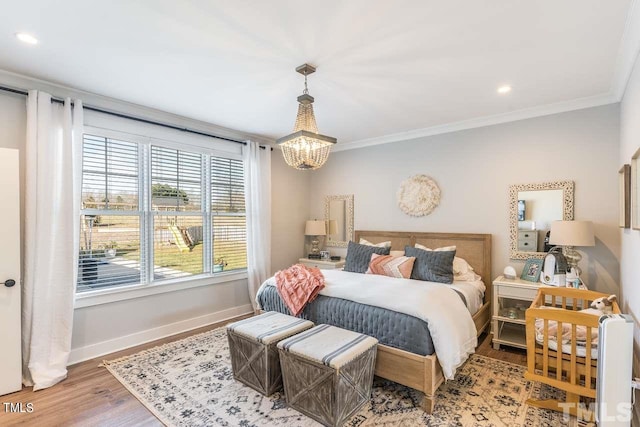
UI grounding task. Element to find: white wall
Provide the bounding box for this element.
[620,51,640,423]
[0,92,27,267]
[270,154,311,272]
[71,278,250,363]
[309,105,621,294]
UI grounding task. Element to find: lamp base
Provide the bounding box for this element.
[563,245,582,275]
[310,236,320,255]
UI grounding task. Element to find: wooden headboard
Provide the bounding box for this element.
[354,230,492,303]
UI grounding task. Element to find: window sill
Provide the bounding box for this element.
[74,270,248,308]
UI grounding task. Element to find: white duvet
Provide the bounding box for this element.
[257,269,478,380]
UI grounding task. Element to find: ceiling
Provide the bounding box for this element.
[0,1,636,149]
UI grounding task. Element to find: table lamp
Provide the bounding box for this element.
[305,220,326,255]
[549,220,595,275]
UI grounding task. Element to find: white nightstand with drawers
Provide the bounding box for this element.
[517,230,538,252]
[492,275,548,350]
[298,258,345,270]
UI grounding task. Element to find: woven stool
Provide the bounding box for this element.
[226,311,314,396]
[277,324,378,427]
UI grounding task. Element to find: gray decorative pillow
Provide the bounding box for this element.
[404,245,455,284]
[344,241,391,273]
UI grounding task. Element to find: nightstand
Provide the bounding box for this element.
[517,230,538,252]
[298,258,345,270]
[492,275,547,350]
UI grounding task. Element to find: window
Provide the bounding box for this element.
[78,134,246,293]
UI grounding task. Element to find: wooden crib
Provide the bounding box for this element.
[524,287,620,421]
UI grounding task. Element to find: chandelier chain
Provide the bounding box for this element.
[303,72,309,95]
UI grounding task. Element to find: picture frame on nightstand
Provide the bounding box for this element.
[520,258,543,282]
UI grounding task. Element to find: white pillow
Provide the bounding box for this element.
[390,250,405,257]
[453,258,474,275]
[360,238,392,248]
[453,271,482,282]
[415,243,456,252]
[414,243,474,275]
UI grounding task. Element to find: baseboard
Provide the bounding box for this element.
[68,304,253,365]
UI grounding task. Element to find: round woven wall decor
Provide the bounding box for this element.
[397,175,441,217]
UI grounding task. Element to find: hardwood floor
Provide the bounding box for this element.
[0,322,525,426]
[477,332,527,366]
[0,315,250,427]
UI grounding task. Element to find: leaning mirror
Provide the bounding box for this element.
[509,181,574,260]
[324,195,354,247]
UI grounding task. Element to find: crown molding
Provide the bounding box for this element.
[333,0,640,153]
[0,68,275,146]
[334,92,617,152]
[611,0,640,101]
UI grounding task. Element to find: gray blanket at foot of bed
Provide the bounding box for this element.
[256,285,435,356]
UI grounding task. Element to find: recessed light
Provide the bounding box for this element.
[497,85,512,94]
[15,32,38,45]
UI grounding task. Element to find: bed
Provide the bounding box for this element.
[258,230,492,413]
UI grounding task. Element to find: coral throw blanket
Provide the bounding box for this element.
[275,264,325,316]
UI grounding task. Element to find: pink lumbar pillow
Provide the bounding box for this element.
[366,253,416,279]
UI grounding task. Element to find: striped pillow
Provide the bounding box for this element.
[366,253,416,279]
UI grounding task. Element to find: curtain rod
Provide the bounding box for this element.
[0,85,272,151]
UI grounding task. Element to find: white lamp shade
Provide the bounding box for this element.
[305,220,326,236]
[326,220,338,235]
[549,220,595,247]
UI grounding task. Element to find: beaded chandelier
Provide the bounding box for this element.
[277,64,337,170]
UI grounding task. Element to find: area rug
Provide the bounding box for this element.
[103,327,585,426]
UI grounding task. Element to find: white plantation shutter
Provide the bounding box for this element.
[82,135,139,210]
[211,157,247,271]
[151,147,203,211]
[77,133,247,293]
[151,146,204,279]
[79,135,143,292]
[212,156,245,213]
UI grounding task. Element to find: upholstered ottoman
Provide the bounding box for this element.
[226,312,314,396]
[277,325,378,427]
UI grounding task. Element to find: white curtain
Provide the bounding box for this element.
[22,91,83,390]
[243,141,271,310]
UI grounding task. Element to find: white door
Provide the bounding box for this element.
[0,148,21,395]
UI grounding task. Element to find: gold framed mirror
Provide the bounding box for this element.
[324,194,354,248]
[509,181,574,260]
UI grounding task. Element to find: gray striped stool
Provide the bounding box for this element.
[277,325,378,427]
[226,312,314,396]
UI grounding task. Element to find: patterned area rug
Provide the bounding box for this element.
[103,327,584,426]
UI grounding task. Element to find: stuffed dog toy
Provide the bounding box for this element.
[588,294,617,314]
[534,295,617,346]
